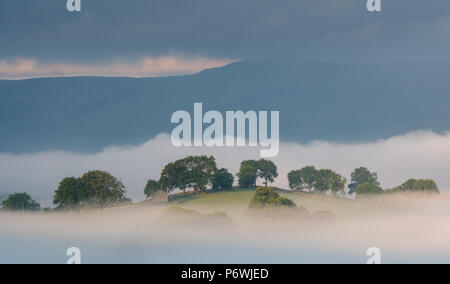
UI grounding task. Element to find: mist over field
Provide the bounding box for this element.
[0,130,449,206]
[1,193,450,264]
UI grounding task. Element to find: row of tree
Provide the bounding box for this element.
[144,156,279,198]
[287,166,439,196]
[288,166,347,195]
[144,156,232,198]
[0,157,441,211]
[1,170,130,211]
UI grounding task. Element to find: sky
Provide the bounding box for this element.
[1,0,450,78]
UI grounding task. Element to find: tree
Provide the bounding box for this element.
[288,170,303,191]
[392,178,439,194]
[241,160,259,169]
[348,167,379,195]
[237,160,258,188]
[400,179,417,191]
[160,160,191,194]
[80,170,128,208]
[412,179,439,194]
[289,166,346,195]
[160,156,218,194]
[256,159,278,186]
[329,172,347,196]
[315,169,333,193]
[315,169,347,195]
[53,171,128,210]
[355,182,383,197]
[53,177,88,209]
[237,165,257,188]
[187,156,218,193]
[144,179,161,199]
[248,187,297,209]
[1,193,41,211]
[212,168,234,190]
[299,166,318,192]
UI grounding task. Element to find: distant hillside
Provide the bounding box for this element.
[1,60,450,153]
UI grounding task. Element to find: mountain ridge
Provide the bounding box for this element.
[1,60,449,153]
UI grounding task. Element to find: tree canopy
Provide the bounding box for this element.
[212,168,234,190]
[386,178,440,195]
[53,177,88,209]
[399,178,439,194]
[412,179,439,194]
[256,159,279,187]
[237,160,258,188]
[400,179,417,191]
[160,156,218,194]
[315,169,347,195]
[288,166,346,195]
[287,170,303,191]
[81,170,128,208]
[160,160,189,193]
[248,187,296,209]
[237,159,278,188]
[298,166,318,192]
[1,193,41,211]
[186,156,218,192]
[348,167,380,195]
[355,182,383,197]
[53,170,128,209]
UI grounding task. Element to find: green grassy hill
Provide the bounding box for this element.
[166,188,363,218]
[142,188,449,221]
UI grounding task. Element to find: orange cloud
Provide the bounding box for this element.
[0,56,237,79]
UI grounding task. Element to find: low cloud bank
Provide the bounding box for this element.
[0,130,449,206]
[0,56,235,79]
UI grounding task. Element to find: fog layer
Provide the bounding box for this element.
[1,193,450,264]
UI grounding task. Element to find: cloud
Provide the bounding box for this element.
[0,130,450,206]
[0,56,236,79]
[3,1,450,62]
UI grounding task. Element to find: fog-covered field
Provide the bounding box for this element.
[1,191,450,264]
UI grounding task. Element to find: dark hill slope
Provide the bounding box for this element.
[0,60,449,153]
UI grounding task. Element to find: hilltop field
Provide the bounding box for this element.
[161,188,356,217]
[143,187,450,220]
